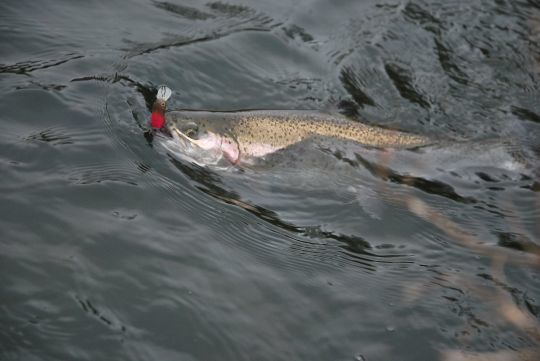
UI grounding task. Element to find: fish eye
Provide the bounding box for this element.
[185,127,198,138]
[180,122,200,139]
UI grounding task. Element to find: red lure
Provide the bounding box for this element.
[150,111,165,129]
[150,100,166,129]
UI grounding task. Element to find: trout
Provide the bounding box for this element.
[165,110,432,165]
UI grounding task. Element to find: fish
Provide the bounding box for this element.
[165,110,433,166]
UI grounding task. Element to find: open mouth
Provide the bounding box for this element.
[168,126,226,166]
[172,128,197,146]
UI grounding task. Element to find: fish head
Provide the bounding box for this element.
[168,114,240,166]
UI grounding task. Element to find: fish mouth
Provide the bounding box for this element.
[172,127,199,147]
[171,127,241,166]
[169,126,229,166]
[171,126,214,151]
[169,127,196,155]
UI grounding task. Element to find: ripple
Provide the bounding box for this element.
[68,163,140,186]
[339,66,377,109]
[496,232,540,255]
[384,63,431,109]
[512,106,540,124]
[153,1,215,21]
[282,24,314,43]
[433,38,470,86]
[15,81,67,92]
[124,1,280,58]
[330,149,478,205]
[0,53,84,75]
[72,294,127,333]
[402,2,443,33]
[25,127,76,146]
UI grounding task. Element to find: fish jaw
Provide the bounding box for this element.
[170,128,223,165]
[170,127,242,166]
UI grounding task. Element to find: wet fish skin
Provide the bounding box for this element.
[230,110,431,150]
[167,110,433,163]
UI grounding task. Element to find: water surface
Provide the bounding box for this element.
[1,0,539,360]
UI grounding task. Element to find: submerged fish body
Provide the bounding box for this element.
[166,110,432,165]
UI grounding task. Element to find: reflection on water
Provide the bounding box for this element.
[1,0,539,360]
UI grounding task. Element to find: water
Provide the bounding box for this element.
[1,0,539,360]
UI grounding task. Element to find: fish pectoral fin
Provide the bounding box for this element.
[221,138,240,165]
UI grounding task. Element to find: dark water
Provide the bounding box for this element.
[2,0,540,360]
